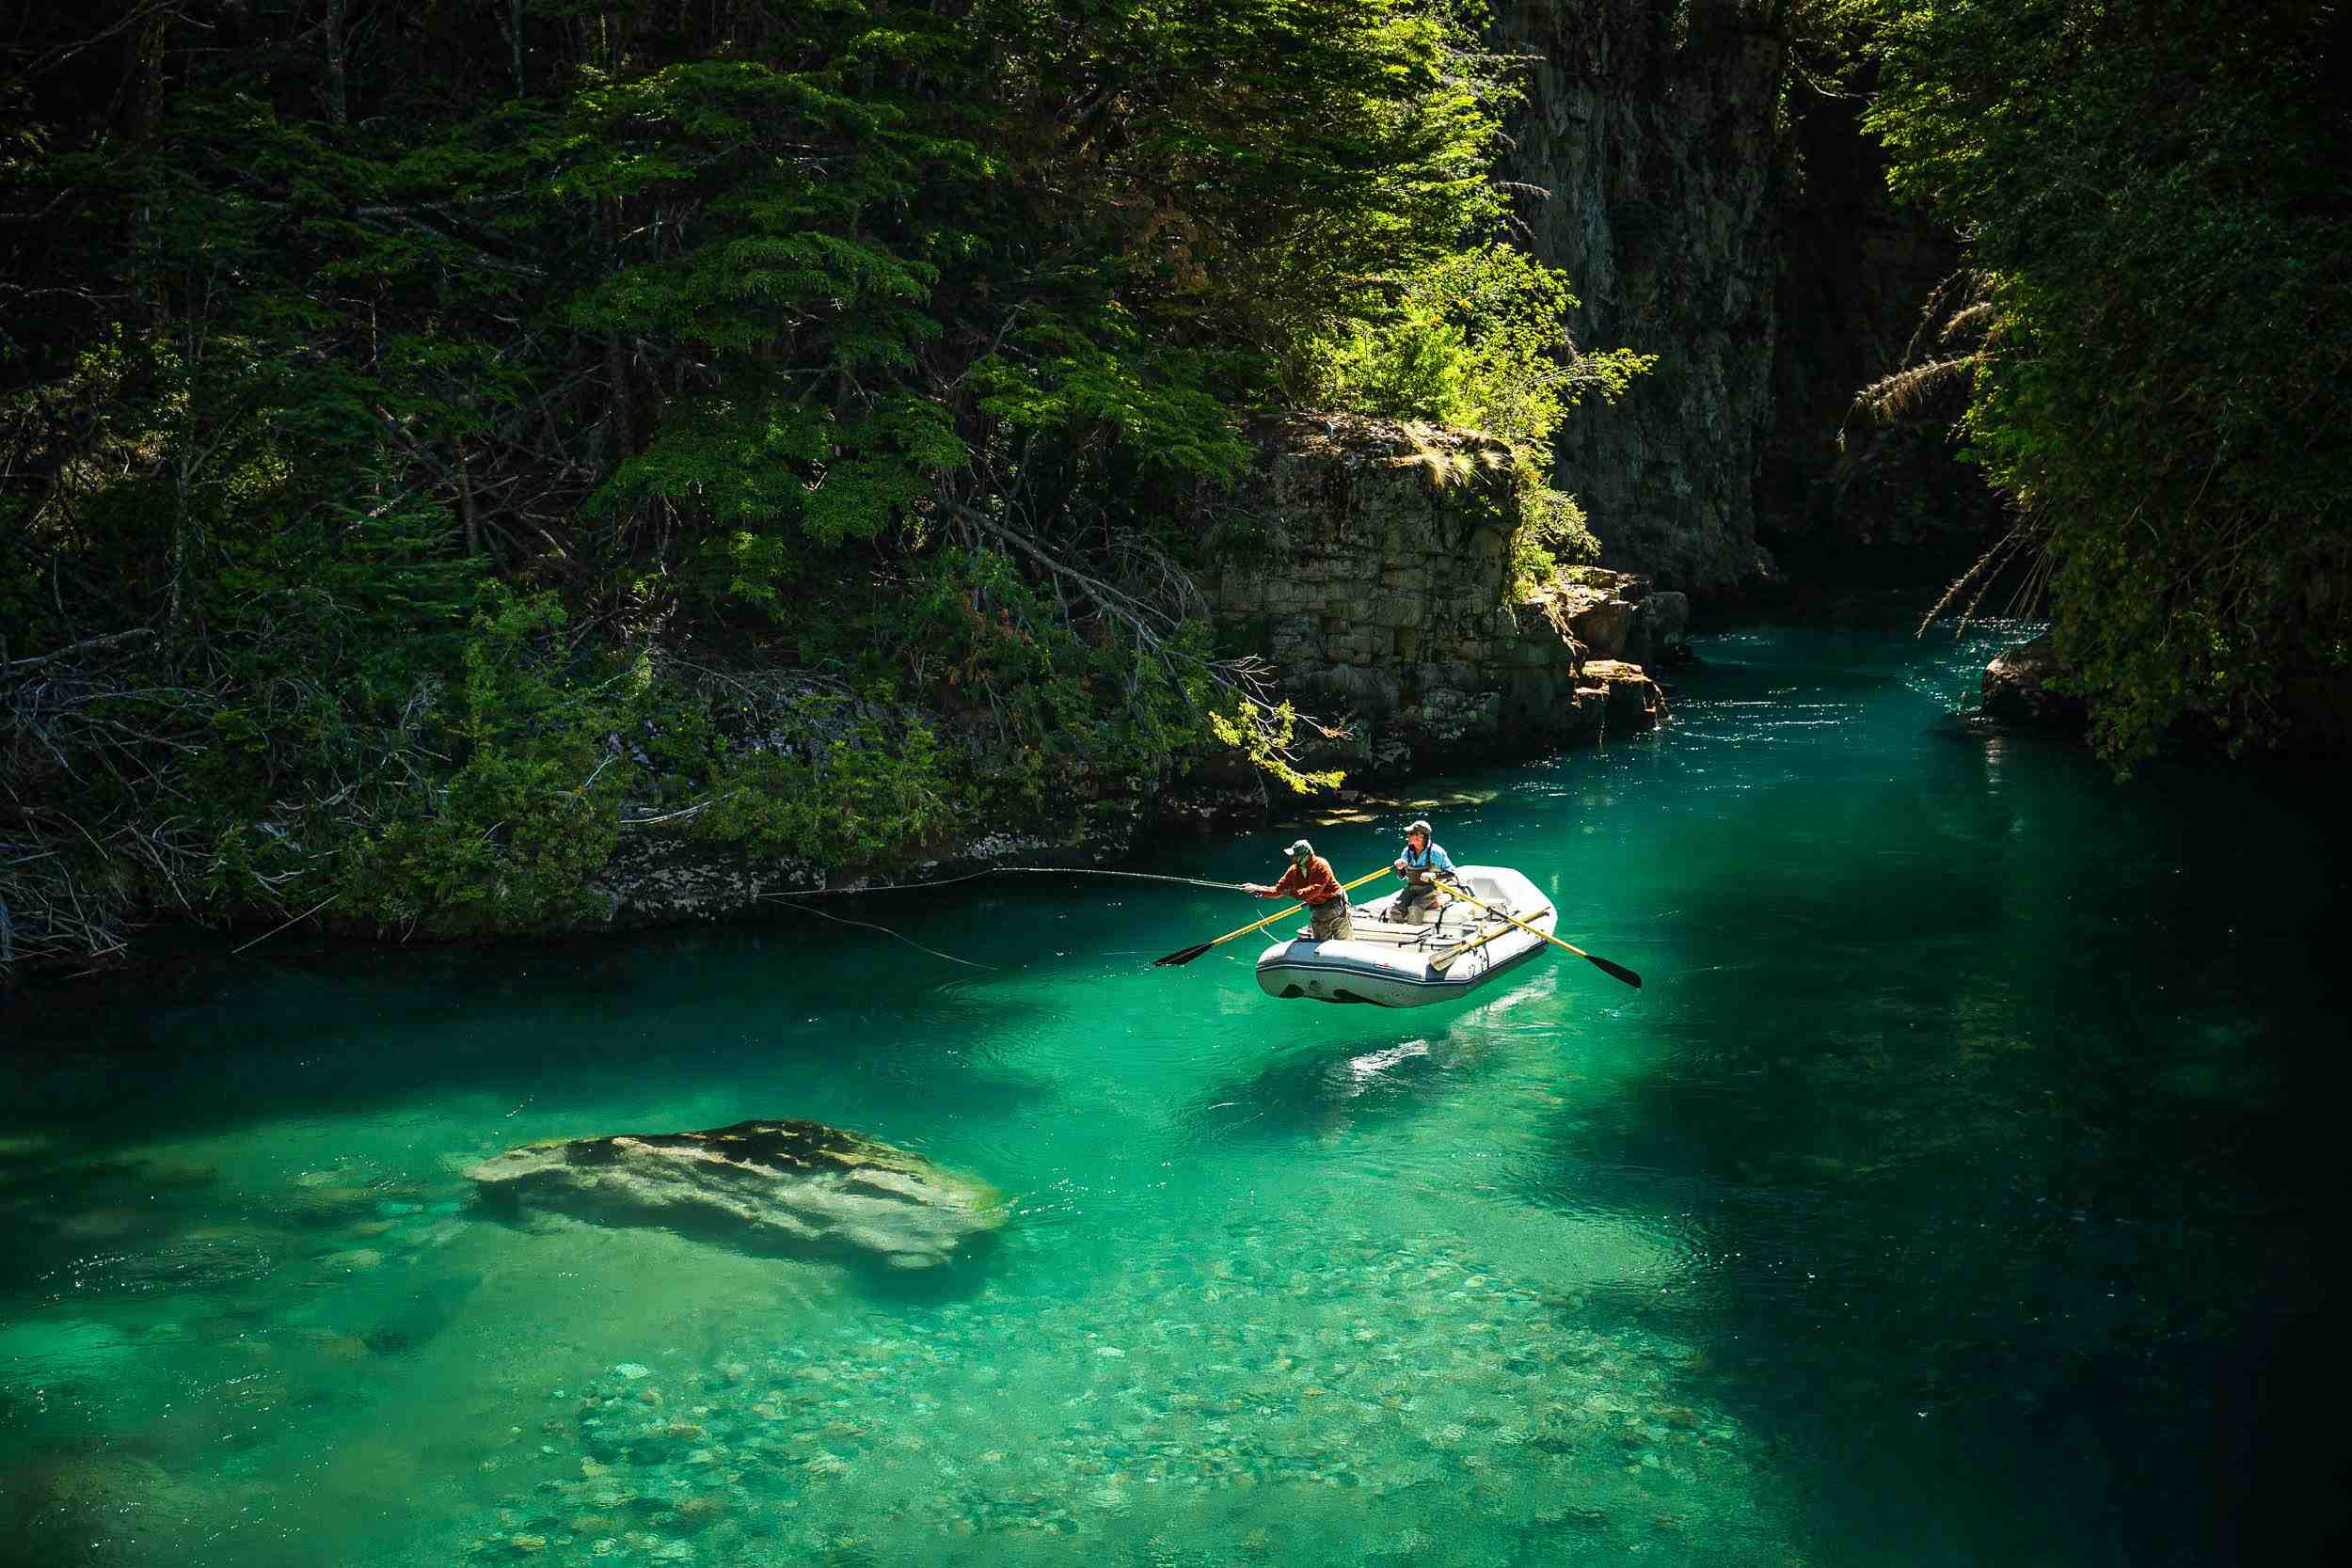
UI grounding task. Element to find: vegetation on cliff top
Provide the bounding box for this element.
[1846,0,2351,766]
[0,0,1643,972]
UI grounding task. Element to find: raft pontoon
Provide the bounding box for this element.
[1254,865,1556,1007]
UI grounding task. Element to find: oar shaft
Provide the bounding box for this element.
[1440,879,1642,989]
[1439,882,1566,951]
[1431,913,1524,971]
[1209,866,1389,947]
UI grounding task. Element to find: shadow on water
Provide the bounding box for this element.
[1507,743,2352,1568]
[3,923,1071,1157]
[1546,1015,2340,1566]
[356,1269,484,1355]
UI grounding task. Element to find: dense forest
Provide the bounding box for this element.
[4,0,2347,977]
[0,0,1644,969]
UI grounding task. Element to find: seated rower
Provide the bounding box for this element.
[1383,819,1454,924]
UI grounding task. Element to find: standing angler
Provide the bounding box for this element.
[1384,819,1455,924]
[1244,839,1355,942]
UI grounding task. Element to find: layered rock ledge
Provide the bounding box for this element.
[466,1120,1006,1271]
[1202,417,1677,777]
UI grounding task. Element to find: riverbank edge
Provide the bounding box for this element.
[431,562,1685,944]
[0,617,1679,1000]
[0,700,1679,1009]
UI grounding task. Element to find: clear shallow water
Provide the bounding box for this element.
[4,611,2344,1567]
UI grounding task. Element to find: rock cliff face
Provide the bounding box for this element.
[1763,74,2003,561]
[1491,2,1998,591]
[1490,0,1789,590]
[1201,417,1672,779]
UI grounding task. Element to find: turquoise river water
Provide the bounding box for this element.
[4,612,2344,1567]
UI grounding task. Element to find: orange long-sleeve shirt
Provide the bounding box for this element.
[1265,855,1343,906]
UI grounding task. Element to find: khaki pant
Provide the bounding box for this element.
[1307,898,1354,942]
[1384,880,1447,924]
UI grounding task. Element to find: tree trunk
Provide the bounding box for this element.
[325,0,350,131]
[124,11,170,329]
[504,0,528,98]
[601,198,635,468]
[167,474,191,633]
[454,438,481,557]
[124,8,168,143]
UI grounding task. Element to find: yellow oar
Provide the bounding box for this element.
[1438,879,1643,989]
[1429,906,1541,974]
[1152,867,1390,968]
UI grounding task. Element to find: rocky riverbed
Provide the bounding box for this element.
[445,1227,1791,1568]
[4,1128,1798,1568]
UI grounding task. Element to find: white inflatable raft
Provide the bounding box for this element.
[1254,865,1556,1007]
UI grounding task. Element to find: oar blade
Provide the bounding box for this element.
[1583,952,1643,989]
[1153,942,1216,968]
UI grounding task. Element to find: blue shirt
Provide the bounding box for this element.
[1402,841,1454,877]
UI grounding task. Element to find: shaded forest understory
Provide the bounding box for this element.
[4,0,2346,978]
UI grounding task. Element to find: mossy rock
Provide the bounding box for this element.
[466,1119,1007,1271]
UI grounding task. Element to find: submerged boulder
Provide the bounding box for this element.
[465,1120,1004,1270]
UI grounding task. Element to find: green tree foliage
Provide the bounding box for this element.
[1300,243,1651,586]
[330,592,641,935]
[1850,0,2352,764]
[1304,245,1649,459]
[0,0,1631,969]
